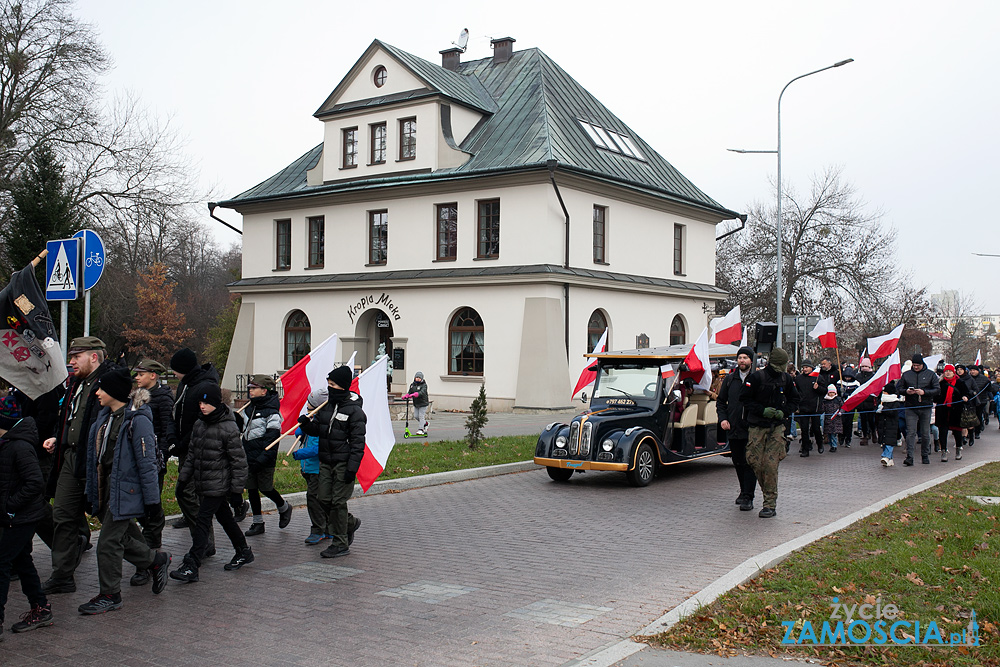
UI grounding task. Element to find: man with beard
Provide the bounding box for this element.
[740,348,799,518]
[40,337,116,594]
[237,375,292,536]
[298,365,366,558]
[717,346,757,511]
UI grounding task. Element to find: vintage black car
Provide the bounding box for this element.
[534,343,739,486]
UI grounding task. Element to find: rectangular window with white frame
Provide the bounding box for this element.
[673,223,685,275]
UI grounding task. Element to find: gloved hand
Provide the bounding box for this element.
[342,470,356,485]
[762,407,784,420]
[144,504,161,521]
[297,415,311,426]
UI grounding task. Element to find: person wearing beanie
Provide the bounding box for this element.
[838,367,861,448]
[792,359,823,456]
[168,347,220,553]
[403,371,430,435]
[739,348,799,518]
[855,359,877,447]
[170,386,251,582]
[936,363,972,463]
[895,353,939,465]
[877,383,903,467]
[716,346,757,511]
[967,364,994,439]
[78,370,171,614]
[821,383,844,453]
[293,389,328,545]
[239,375,292,538]
[298,366,367,557]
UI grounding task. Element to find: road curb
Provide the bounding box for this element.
[564,460,992,667]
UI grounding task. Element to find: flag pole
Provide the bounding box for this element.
[284,435,303,457]
[265,400,327,451]
[30,248,49,268]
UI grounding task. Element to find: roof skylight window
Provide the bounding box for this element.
[577,119,646,162]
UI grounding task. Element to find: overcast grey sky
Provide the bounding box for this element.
[75,1,1000,311]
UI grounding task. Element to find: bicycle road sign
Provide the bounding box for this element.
[73,229,106,290]
[45,238,80,301]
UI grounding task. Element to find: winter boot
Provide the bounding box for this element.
[224,547,255,571]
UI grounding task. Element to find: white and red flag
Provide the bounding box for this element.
[975,349,982,366]
[842,349,902,412]
[660,363,675,380]
[709,306,742,345]
[866,324,904,360]
[680,327,712,391]
[572,328,607,397]
[345,350,360,392]
[808,317,837,349]
[278,333,338,433]
[922,354,943,372]
[859,346,867,367]
[355,355,396,493]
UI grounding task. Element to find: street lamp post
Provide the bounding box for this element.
[729,58,853,348]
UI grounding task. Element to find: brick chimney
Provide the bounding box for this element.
[440,47,462,71]
[490,37,516,64]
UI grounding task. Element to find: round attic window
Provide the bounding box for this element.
[373,65,387,88]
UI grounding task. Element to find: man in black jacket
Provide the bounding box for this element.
[896,353,939,465]
[717,346,757,511]
[0,416,54,636]
[130,359,176,586]
[740,348,800,518]
[793,360,823,456]
[40,337,116,594]
[298,365,366,558]
[968,365,994,440]
[169,348,218,553]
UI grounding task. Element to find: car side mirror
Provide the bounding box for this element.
[580,391,588,403]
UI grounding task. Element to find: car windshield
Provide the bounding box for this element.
[593,364,660,400]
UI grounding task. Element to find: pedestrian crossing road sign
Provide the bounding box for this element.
[45,238,80,301]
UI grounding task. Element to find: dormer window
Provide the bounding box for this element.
[373,65,387,88]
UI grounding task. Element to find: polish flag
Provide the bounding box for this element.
[345,350,359,392]
[808,367,820,377]
[572,328,607,397]
[842,349,902,412]
[808,317,837,348]
[660,363,675,380]
[680,327,712,391]
[975,349,982,366]
[278,333,338,433]
[710,306,742,345]
[922,354,943,373]
[866,324,904,360]
[355,355,396,493]
[859,346,867,367]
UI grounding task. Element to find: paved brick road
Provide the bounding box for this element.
[6,430,998,666]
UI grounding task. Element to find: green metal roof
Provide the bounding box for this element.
[221,42,738,219]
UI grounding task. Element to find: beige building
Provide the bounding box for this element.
[217,37,741,411]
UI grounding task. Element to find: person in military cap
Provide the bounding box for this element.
[129,359,176,586]
[40,337,117,594]
[238,375,292,536]
[739,348,800,518]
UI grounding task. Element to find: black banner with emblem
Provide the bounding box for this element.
[0,263,68,399]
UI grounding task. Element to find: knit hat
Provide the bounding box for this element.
[306,388,328,410]
[414,371,424,380]
[327,365,353,389]
[800,358,814,369]
[736,346,754,360]
[944,364,956,372]
[956,364,967,371]
[200,383,224,408]
[769,348,789,371]
[911,353,924,365]
[170,348,198,374]
[826,384,837,396]
[98,368,133,403]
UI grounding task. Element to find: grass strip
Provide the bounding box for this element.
[156,434,538,516]
[643,461,1000,666]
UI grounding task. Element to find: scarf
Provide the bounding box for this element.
[943,375,956,406]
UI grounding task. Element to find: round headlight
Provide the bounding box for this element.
[602,439,614,452]
[556,435,568,447]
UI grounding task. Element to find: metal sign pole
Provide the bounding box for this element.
[61,301,68,362]
[84,289,91,336]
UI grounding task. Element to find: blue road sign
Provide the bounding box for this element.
[45,238,80,301]
[73,229,106,290]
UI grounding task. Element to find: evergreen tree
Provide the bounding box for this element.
[465,384,489,449]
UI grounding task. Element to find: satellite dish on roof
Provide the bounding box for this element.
[453,28,469,52]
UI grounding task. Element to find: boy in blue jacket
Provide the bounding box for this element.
[294,389,327,545]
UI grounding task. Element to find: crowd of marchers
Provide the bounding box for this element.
[715,347,995,519]
[0,338,371,640]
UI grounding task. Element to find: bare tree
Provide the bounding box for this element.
[717,166,903,330]
[930,290,982,363]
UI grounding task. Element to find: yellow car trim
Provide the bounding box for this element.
[534,457,628,471]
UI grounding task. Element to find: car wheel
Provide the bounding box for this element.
[626,442,656,487]
[546,467,574,482]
